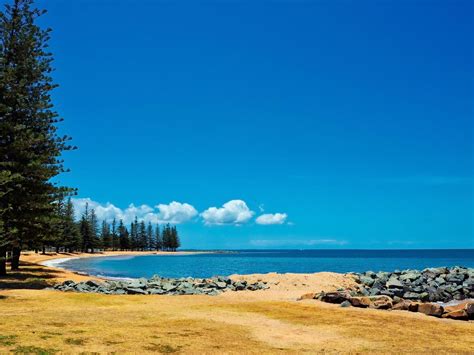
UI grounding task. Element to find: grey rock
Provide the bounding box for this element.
[422,267,448,279]
[127,279,146,289]
[234,281,246,291]
[126,287,148,295]
[162,283,177,292]
[340,300,352,307]
[403,292,420,300]
[359,276,375,286]
[85,280,102,288]
[400,272,420,282]
[380,289,394,297]
[369,288,381,296]
[75,283,91,292]
[446,274,465,284]
[386,278,403,289]
[365,271,376,278]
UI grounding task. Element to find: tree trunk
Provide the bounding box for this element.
[11,246,21,270]
[0,246,6,276]
[42,245,46,255]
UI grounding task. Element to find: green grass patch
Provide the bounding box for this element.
[143,343,182,353]
[64,338,86,346]
[0,334,17,346]
[13,345,58,354]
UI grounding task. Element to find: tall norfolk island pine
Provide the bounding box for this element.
[0,0,74,275]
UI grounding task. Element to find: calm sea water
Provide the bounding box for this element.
[58,249,474,279]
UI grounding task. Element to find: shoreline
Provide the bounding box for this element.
[17,250,358,299]
[37,250,211,268]
[20,250,214,283]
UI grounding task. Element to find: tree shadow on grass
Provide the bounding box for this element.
[0,261,62,290]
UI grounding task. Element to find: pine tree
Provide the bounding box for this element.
[89,208,100,252]
[130,217,138,250]
[62,198,80,252]
[155,225,162,251]
[0,0,75,272]
[146,222,154,251]
[162,224,171,251]
[100,220,111,250]
[111,218,117,251]
[138,220,147,250]
[172,226,180,251]
[79,203,92,252]
[118,219,129,251]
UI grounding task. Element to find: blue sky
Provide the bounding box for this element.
[30,0,473,249]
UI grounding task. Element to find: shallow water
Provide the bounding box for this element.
[58,249,474,279]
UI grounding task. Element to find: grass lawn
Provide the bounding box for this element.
[0,258,473,353]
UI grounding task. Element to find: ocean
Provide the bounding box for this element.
[57,249,474,279]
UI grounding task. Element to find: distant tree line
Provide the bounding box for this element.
[47,200,181,253]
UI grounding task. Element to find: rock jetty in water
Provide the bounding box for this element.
[299,266,474,321]
[51,275,269,296]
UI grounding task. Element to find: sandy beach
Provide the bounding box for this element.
[18,250,208,283]
[18,251,358,301]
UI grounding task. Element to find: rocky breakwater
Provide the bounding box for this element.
[352,266,474,302]
[298,266,474,321]
[51,275,269,296]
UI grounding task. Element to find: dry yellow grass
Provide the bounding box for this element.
[0,289,473,354]
[0,253,473,353]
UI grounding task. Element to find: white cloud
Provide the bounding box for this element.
[71,198,197,224]
[256,213,288,225]
[201,200,254,225]
[154,202,198,224]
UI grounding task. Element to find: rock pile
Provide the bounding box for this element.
[351,266,474,302]
[304,291,474,320]
[51,275,269,296]
[299,266,474,321]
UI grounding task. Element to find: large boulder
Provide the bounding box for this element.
[161,283,177,292]
[126,287,148,295]
[400,271,421,282]
[319,292,349,304]
[442,309,469,320]
[386,277,403,289]
[359,275,375,286]
[233,281,246,291]
[417,303,444,317]
[422,267,448,279]
[446,273,465,284]
[392,300,412,311]
[408,302,422,312]
[349,295,392,309]
[371,296,393,310]
[465,302,474,319]
[127,279,147,289]
[403,292,421,300]
[85,280,102,288]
